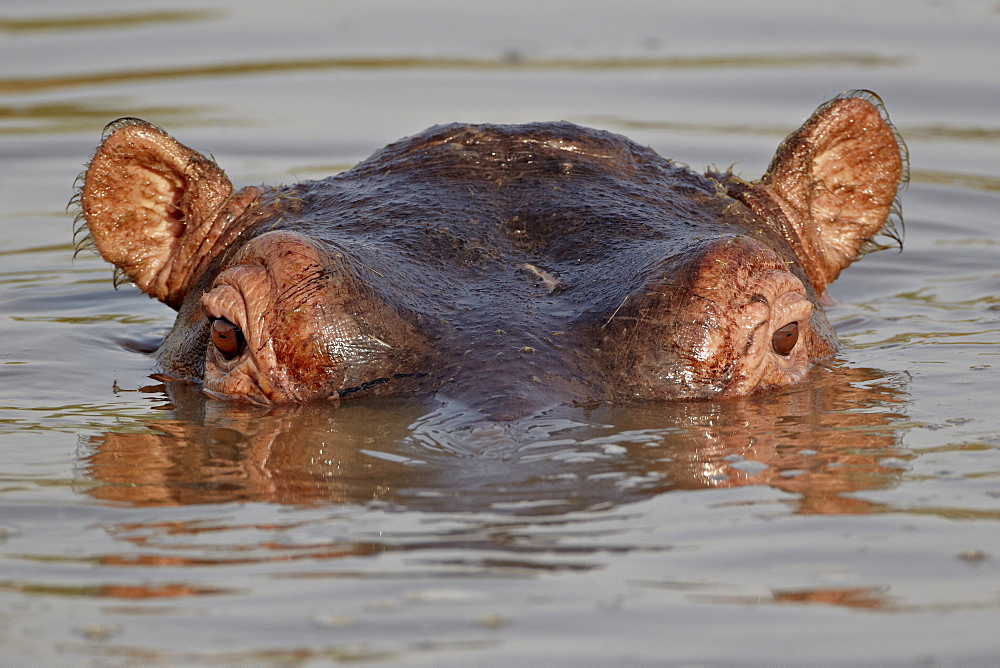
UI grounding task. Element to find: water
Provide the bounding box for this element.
[2,1,999,664]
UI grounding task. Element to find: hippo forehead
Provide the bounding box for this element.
[361,121,684,176]
[257,122,761,303]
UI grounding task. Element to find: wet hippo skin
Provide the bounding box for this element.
[78,91,906,417]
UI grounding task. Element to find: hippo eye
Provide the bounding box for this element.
[772,321,799,356]
[211,317,246,360]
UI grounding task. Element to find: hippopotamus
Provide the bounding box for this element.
[78,91,906,417]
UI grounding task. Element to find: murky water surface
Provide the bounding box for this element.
[2,1,999,664]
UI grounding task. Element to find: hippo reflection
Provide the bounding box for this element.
[82,364,907,513]
[78,92,905,415]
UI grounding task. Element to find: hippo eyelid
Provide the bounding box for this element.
[750,293,769,305]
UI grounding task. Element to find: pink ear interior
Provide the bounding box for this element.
[761,94,906,291]
[81,120,236,309]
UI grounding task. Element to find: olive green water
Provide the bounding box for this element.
[2,1,999,665]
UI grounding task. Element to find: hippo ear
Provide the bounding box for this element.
[80,119,258,309]
[744,93,907,292]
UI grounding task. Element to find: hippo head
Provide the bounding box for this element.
[78,92,905,415]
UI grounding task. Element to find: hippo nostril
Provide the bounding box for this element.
[211,317,246,360]
[772,321,799,356]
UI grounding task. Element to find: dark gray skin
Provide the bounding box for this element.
[79,92,906,418]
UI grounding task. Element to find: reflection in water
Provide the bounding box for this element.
[909,169,1000,193]
[82,363,909,516]
[82,384,439,507]
[602,363,910,515]
[0,53,901,95]
[0,101,213,136]
[0,11,217,33]
[695,586,893,611]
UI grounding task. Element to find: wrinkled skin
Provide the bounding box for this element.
[79,92,906,417]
